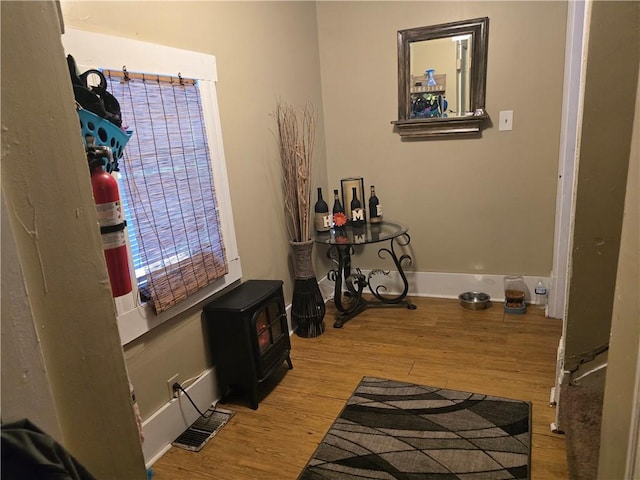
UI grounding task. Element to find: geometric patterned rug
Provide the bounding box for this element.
[298,376,531,480]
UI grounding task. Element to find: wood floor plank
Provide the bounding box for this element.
[150,296,567,480]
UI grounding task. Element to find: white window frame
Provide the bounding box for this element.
[62,28,242,345]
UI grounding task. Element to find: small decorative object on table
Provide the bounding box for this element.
[275,101,325,337]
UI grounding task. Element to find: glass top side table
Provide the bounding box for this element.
[313,221,417,328]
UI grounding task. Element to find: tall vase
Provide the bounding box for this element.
[290,240,325,338]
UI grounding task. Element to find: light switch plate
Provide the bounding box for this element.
[499,110,513,131]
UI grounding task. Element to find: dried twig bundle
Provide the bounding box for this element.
[274,101,316,242]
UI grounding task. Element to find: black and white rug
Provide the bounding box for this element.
[298,376,531,479]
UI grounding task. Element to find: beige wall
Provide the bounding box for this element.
[60,1,327,418]
[1,1,146,477]
[317,1,567,275]
[60,0,568,420]
[5,1,640,473]
[6,0,569,443]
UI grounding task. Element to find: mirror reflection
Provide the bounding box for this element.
[410,35,472,118]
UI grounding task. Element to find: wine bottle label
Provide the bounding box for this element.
[535,286,547,295]
[315,213,331,232]
[369,204,382,223]
[351,208,365,222]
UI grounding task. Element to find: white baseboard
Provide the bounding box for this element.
[319,270,550,305]
[142,367,220,468]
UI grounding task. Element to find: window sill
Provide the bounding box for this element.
[115,257,242,345]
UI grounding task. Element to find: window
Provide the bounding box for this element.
[105,71,228,314]
[62,28,242,344]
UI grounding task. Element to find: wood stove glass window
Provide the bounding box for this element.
[268,302,283,338]
[256,310,271,353]
[255,302,285,354]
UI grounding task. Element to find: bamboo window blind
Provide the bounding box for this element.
[104,69,228,314]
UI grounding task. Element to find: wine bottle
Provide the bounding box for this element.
[314,187,330,232]
[350,187,365,224]
[368,185,382,223]
[331,189,346,227]
[332,189,344,214]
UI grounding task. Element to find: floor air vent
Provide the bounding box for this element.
[172,408,235,452]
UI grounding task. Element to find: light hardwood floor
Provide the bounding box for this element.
[151,296,567,479]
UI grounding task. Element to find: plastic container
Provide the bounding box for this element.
[504,275,527,314]
[504,303,527,315]
[535,281,548,310]
[77,108,133,159]
[425,69,437,86]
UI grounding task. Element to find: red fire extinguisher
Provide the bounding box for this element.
[87,145,132,297]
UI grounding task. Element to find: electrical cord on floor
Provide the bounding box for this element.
[172,382,218,419]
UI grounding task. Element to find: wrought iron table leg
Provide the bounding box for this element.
[325,232,416,327]
[327,245,366,328]
[367,233,416,310]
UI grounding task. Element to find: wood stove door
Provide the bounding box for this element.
[253,297,290,379]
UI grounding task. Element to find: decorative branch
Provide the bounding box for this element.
[274,101,316,242]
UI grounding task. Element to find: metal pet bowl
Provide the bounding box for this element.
[459,291,491,310]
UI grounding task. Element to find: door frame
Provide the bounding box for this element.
[549,0,587,322]
[549,0,589,427]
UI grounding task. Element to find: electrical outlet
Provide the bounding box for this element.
[166,374,179,401]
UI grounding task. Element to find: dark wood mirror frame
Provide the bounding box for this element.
[392,17,489,138]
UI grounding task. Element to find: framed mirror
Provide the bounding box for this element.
[392,17,489,138]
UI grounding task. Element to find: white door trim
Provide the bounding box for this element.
[551,0,590,432]
[549,0,588,321]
